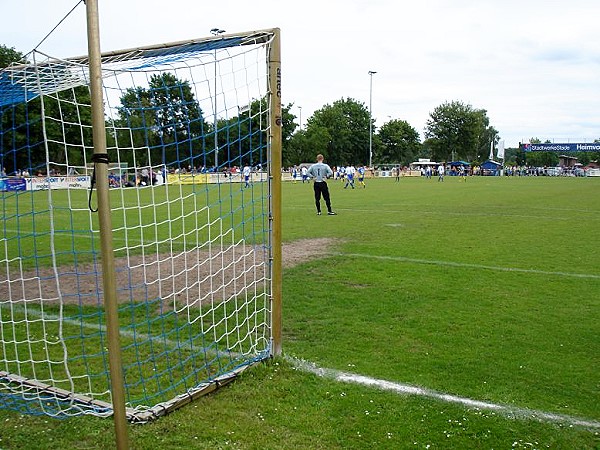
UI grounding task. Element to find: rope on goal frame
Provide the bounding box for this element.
[26,0,86,58]
[88,152,109,212]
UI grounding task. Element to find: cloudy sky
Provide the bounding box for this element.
[2,0,599,148]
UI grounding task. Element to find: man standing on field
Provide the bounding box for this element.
[242,164,251,188]
[306,154,336,216]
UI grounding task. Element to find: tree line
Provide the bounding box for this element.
[2,44,598,173]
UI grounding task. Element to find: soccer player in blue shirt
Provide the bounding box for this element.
[357,166,366,188]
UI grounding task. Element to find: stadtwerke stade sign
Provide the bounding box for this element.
[522,143,600,152]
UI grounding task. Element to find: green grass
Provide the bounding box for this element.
[1,175,599,449]
[1,182,269,270]
[1,181,272,416]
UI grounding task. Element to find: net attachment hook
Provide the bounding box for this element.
[88,152,109,213]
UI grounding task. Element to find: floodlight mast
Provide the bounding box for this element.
[368,70,377,168]
[211,28,226,169]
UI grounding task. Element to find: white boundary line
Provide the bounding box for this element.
[289,357,600,431]
[335,252,600,280]
[11,308,600,430]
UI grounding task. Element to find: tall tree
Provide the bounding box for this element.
[523,138,558,167]
[285,126,331,167]
[304,98,370,166]
[114,73,206,167]
[376,119,421,166]
[1,45,28,173]
[424,100,497,162]
[2,85,94,174]
[216,98,296,169]
[526,150,559,167]
[0,45,25,69]
[474,109,498,162]
[267,102,307,167]
[280,102,299,150]
[2,46,94,173]
[45,86,94,168]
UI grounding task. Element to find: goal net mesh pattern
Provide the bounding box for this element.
[0,30,276,422]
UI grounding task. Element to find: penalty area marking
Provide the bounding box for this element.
[336,252,600,280]
[289,357,600,431]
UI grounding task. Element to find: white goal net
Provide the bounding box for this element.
[0,29,281,422]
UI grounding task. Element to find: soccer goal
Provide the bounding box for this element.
[0,29,282,422]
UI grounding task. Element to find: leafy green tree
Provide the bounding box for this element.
[521,138,600,167]
[376,119,421,166]
[593,139,600,163]
[505,145,526,165]
[285,126,332,167]
[2,85,93,174]
[114,73,206,167]
[424,100,497,162]
[522,138,558,167]
[1,45,27,173]
[284,130,308,167]
[280,102,308,167]
[526,151,558,167]
[280,102,299,150]
[219,98,265,169]
[573,140,600,166]
[574,152,590,166]
[2,45,93,173]
[303,98,370,166]
[215,98,296,169]
[474,109,498,161]
[0,45,25,69]
[46,86,94,168]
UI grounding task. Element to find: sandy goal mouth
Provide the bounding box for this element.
[0,238,338,306]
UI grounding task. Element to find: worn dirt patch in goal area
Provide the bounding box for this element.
[0,238,339,306]
[281,238,340,269]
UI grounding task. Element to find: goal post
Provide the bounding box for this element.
[0,27,282,423]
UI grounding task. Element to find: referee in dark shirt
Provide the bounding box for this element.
[306,154,336,216]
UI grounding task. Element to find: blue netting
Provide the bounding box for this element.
[0,72,41,107]
[0,30,275,421]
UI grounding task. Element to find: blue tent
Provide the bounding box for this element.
[480,160,501,170]
[480,160,502,176]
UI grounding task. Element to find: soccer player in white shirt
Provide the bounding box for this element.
[242,165,252,188]
[344,165,356,189]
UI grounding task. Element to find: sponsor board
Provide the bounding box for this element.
[0,177,27,191]
[522,143,600,153]
[25,176,91,191]
[167,173,209,185]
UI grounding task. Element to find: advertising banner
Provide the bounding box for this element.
[0,177,27,191]
[522,143,600,152]
[25,176,91,191]
[167,173,209,185]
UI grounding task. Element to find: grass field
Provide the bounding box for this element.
[1,175,599,449]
